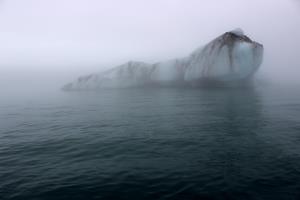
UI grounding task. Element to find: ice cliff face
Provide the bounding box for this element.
[63,29,263,90]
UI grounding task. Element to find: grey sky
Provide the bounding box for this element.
[0,0,299,84]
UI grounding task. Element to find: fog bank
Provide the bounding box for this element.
[0,0,299,90]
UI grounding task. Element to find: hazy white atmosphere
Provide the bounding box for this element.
[0,0,300,90]
[2,1,300,200]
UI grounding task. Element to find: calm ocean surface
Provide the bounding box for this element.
[1,87,300,200]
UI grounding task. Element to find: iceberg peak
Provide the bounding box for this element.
[230,28,244,36]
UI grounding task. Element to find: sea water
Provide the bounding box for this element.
[1,86,300,200]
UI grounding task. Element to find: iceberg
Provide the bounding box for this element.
[63,28,263,90]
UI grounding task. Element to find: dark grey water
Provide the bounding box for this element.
[1,87,300,200]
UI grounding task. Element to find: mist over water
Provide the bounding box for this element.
[0,0,299,88]
[1,1,300,200]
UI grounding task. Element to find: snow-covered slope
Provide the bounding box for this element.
[63,29,263,90]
